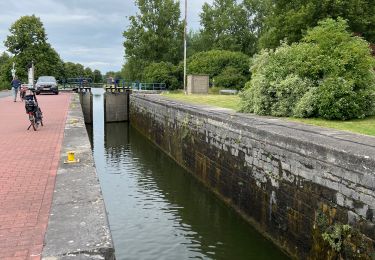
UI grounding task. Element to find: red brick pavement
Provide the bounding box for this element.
[0,93,71,260]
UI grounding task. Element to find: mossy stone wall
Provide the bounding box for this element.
[130,94,375,259]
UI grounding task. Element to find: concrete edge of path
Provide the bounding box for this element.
[42,93,115,259]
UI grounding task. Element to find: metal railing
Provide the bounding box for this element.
[137,83,166,91]
[61,77,168,92]
[61,77,93,89]
[104,80,167,91]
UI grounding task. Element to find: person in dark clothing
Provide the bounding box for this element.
[115,77,120,88]
[11,77,21,102]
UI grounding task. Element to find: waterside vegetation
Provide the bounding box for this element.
[163,92,375,137]
[124,0,375,121]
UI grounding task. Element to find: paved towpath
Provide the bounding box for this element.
[0,90,12,99]
[0,93,71,259]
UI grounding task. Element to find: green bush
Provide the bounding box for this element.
[142,62,180,90]
[240,18,375,120]
[0,81,10,90]
[213,66,247,89]
[188,50,250,89]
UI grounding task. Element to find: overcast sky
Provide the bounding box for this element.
[0,0,212,73]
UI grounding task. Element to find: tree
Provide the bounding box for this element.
[84,67,93,80]
[0,52,11,82]
[242,0,272,39]
[33,47,64,80]
[187,31,208,57]
[123,0,183,63]
[123,0,183,79]
[188,50,250,89]
[5,15,47,56]
[122,59,149,81]
[74,64,85,77]
[257,0,375,49]
[0,52,10,67]
[199,0,257,56]
[105,71,117,79]
[4,15,64,81]
[143,62,180,89]
[93,69,102,83]
[240,18,375,120]
[63,62,86,79]
[63,62,77,79]
[0,52,12,90]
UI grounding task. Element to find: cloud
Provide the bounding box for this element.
[0,0,211,74]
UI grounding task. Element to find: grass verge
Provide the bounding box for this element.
[287,117,375,136]
[162,92,241,111]
[162,92,375,136]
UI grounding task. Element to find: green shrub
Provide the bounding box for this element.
[240,18,375,120]
[188,50,250,89]
[317,77,375,119]
[213,66,247,90]
[293,88,319,118]
[0,81,10,90]
[142,62,180,90]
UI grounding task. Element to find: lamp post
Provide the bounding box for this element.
[28,61,34,88]
[11,62,16,79]
[183,0,187,94]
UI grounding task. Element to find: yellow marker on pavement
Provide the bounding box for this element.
[64,151,79,163]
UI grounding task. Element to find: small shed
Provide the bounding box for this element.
[187,75,209,94]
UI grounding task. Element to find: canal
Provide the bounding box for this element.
[88,89,289,260]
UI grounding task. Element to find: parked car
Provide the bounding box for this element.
[35,76,58,95]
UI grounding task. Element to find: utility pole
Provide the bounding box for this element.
[183,0,187,94]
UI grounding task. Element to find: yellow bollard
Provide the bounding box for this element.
[64,151,79,164]
[68,151,75,162]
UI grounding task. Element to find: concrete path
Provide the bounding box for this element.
[0,90,12,99]
[0,94,71,259]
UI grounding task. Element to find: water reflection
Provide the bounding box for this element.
[89,89,288,260]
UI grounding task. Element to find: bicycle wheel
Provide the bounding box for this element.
[29,114,37,131]
[37,109,43,127]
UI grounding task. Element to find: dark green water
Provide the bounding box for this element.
[89,89,289,260]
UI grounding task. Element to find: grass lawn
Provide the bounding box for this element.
[162,92,375,137]
[162,92,242,111]
[287,117,375,136]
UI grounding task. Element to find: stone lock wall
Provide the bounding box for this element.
[79,92,92,124]
[129,94,375,258]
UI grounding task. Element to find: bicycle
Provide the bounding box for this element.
[24,89,43,131]
[20,84,28,101]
